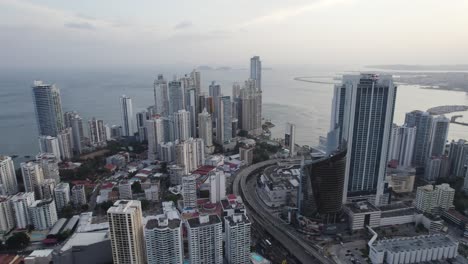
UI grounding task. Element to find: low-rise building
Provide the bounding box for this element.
[415,184,454,214]
[385,168,415,193]
[344,201,382,231]
[0,197,14,236]
[118,182,133,199]
[53,231,112,264]
[54,182,70,212]
[258,165,300,207]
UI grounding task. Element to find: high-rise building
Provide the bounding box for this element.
[38,135,61,161]
[120,95,135,137]
[32,81,64,137]
[54,182,70,212]
[332,74,397,205]
[40,179,56,200]
[300,149,347,220]
[145,202,183,264]
[71,185,87,207]
[108,200,145,264]
[146,116,165,161]
[160,142,176,163]
[388,124,416,167]
[88,117,107,147]
[0,156,18,195]
[185,88,198,137]
[21,162,44,199]
[181,175,197,209]
[187,215,223,264]
[209,170,226,204]
[239,147,254,166]
[285,123,296,157]
[405,110,433,166]
[154,74,169,116]
[136,111,149,142]
[173,110,191,141]
[240,80,262,136]
[176,138,204,175]
[429,115,450,157]
[36,153,60,183]
[10,192,35,229]
[29,199,58,230]
[448,139,468,177]
[425,157,442,182]
[168,80,185,116]
[216,96,232,144]
[118,182,133,200]
[198,108,213,151]
[415,184,454,214]
[110,125,122,139]
[224,214,251,264]
[69,113,84,154]
[209,81,222,120]
[191,70,201,95]
[0,197,15,235]
[57,128,73,160]
[250,56,262,90]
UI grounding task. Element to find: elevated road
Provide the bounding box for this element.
[234,159,334,264]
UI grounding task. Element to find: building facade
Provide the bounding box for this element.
[32,81,64,137]
[225,214,251,264]
[187,215,223,264]
[120,95,134,137]
[29,199,58,230]
[0,156,18,195]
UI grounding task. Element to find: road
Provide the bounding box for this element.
[234,159,334,264]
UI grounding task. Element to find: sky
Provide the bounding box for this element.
[1,0,468,68]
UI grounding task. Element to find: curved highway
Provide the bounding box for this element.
[234,159,334,264]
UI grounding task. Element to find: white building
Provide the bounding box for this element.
[88,117,107,147]
[198,108,214,152]
[57,128,73,160]
[187,215,223,264]
[182,175,197,209]
[176,138,204,175]
[71,185,87,207]
[173,110,191,141]
[225,214,251,264]
[0,196,15,235]
[21,161,44,199]
[120,95,135,137]
[344,201,382,231]
[239,147,254,166]
[144,203,183,264]
[160,142,176,163]
[209,170,226,204]
[284,123,296,157]
[144,185,159,202]
[38,135,61,161]
[10,192,35,229]
[415,183,455,214]
[54,182,70,212]
[36,153,60,183]
[154,74,169,116]
[388,124,416,167]
[107,200,145,264]
[250,56,262,90]
[0,156,18,195]
[240,80,262,136]
[146,116,165,161]
[29,199,58,230]
[368,231,458,264]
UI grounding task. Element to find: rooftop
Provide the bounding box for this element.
[372,234,457,253]
[60,231,109,252]
[187,214,221,228]
[225,213,250,226]
[346,201,380,214]
[146,217,181,230]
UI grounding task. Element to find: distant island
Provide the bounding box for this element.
[367,64,468,71]
[196,66,272,71]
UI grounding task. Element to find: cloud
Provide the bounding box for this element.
[64,22,95,30]
[174,20,193,30]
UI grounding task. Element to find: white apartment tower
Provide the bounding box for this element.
[40,179,56,200]
[285,123,296,157]
[198,108,214,151]
[57,128,73,160]
[388,124,417,167]
[0,156,18,195]
[154,74,169,116]
[38,135,61,161]
[120,95,135,137]
[36,153,60,183]
[209,170,226,204]
[225,214,252,264]
[0,197,15,235]
[415,184,455,213]
[29,199,58,230]
[240,80,262,136]
[21,162,44,199]
[182,175,197,209]
[173,110,191,141]
[54,182,70,212]
[10,192,35,229]
[187,215,223,264]
[108,200,145,264]
[176,138,204,175]
[331,74,397,205]
[88,117,108,146]
[146,116,165,161]
[71,185,87,207]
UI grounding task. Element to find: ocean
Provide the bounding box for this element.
[1,65,468,161]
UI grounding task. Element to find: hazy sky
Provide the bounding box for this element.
[1,0,467,68]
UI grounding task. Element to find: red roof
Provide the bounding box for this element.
[101,183,114,189]
[227,194,237,200]
[193,165,216,175]
[105,164,117,171]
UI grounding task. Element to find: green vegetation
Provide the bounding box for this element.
[164,194,181,205]
[99,201,114,212]
[238,130,248,137]
[132,182,144,194]
[6,232,30,250]
[59,205,75,218]
[459,243,468,258]
[415,223,428,233]
[56,230,73,242]
[141,199,150,211]
[252,141,282,164]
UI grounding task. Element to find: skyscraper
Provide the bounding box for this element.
[54,182,70,212]
[71,185,87,207]
[176,138,204,175]
[0,156,18,196]
[108,200,145,264]
[185,88,198,137]
[29,199,58,230]
[57,128,73,160]
[429,115,450,157]
[120,95,134,137]
[146,116,164,161]
[88,117,107,146]
[168,80,185,116]
[285,123,296,157]
[448,139,468,177]
[198,108,214,152]
[388,124,417,168]
[70,113,84,154]
[0,197,15,235]
[190,69,201,95]
[173,110,191,141]
[250,56,262,90]
[21,161,44,199]
[36,153,60,183]
[333,74,396,205]
[240,80,262,136]
[10,192,35,229]
[32,80,64,137]
[136,111,149,142]
[38,135,61,161]
[181,175,197,209]
[187,215,223,264]
[405,110,433,166]
[209,170,226,204]
[216,96,232,144]
[154,74,169,116]
[209,81,222,119]
[224,214,251,264]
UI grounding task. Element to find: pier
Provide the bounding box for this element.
[450,115,468,126]
[427,105,468,115]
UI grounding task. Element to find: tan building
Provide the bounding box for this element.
[107,200,145,264]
